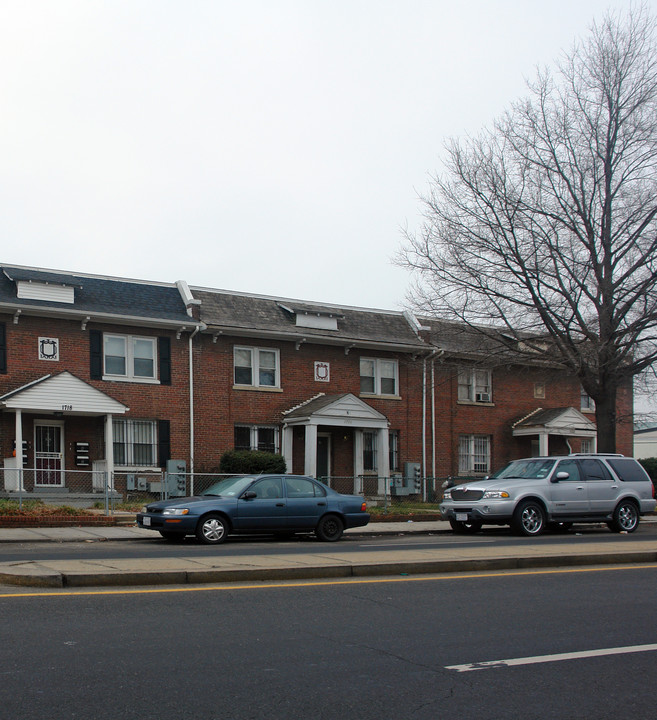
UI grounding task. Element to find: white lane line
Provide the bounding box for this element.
[446,643,657,672]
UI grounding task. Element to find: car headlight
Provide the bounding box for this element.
[140,506,148,513]
[162,508,190,515]
[482,490,510,499]
[443,490,452,500]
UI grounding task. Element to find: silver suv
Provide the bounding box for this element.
[440,454,656,536]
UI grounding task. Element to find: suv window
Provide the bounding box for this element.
[607,458,651,483]
[493,459,556,480]
[580,459,613,482]
[555,459,581,481]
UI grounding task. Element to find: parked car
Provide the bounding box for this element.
[440,454,656,536]
[137,474,370,544]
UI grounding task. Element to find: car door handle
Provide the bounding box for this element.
[317,502,326,506]
[276,503,285,507]
[577,486,584,491]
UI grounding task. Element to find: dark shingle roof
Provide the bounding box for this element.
[193,288,427,352]
[0,265,192,326]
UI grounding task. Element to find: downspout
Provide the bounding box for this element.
[423,350,443,501]
[188,323,205,482]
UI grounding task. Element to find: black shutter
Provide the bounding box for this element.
[89,329,102,379]
[158,419,171,468]
[158,336,171,385]
[0,323,6,374]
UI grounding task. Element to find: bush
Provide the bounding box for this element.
[638,457,657,481]
[219,450,286,475]
[0,499,91,516]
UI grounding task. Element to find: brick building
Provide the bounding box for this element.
[0,264,634,499]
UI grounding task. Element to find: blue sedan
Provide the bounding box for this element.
[136,474,370,544]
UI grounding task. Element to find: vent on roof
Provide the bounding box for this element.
[16,281,75,304]
[278,303,342,331]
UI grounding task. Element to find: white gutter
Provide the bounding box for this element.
[188,323,206,482]
[422,350,444,501]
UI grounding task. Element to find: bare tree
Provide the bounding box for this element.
[400,6,657,452]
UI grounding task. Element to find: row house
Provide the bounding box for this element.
[0,263,633,500]
[0,265,201,497]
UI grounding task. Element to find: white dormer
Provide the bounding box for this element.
[16,280,75,304]
[278,303,343,331]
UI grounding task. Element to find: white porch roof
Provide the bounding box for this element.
[283,393,389,429]
[512,406,596,438]
[0,372,128,416]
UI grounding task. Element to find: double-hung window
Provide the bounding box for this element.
[581,387,595,411]
[113,419,157,467]
[234,425,279,453]
[458,434,491,474]
[360,358,398,396]
[104,335,157,381]
[389,430,400,472]
[234,347,280,388]
[458,368,492,403]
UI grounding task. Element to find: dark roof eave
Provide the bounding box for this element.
[203,324,428,354]
[0,302,201,331]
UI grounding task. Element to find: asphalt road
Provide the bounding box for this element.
[0,521,655,563]
[1,564,656,720]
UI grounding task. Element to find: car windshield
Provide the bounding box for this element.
[202,476,258,497]
[491,459,556,480]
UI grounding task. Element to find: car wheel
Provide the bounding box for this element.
[159,530,185,542]
[315,514,344,542]
[609,500,639,533]
[196,514,228,544]
[512,500,546,536]
[449,518,483,534]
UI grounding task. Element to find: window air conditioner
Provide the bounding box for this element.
[476,392,491,403]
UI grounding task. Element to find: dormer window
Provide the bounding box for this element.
[16,280,75,304]
[278,303,343,331]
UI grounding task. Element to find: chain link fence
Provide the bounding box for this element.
[0,467,477,515]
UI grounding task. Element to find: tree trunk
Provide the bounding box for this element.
[594,386,618,453]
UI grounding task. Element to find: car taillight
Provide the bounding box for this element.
[361,502,367,512]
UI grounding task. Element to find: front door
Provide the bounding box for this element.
[34,423,64,486]
[317,434,330,481]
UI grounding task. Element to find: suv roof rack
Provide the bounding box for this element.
[568,452,625,457]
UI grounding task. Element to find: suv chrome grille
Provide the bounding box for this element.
[451,488,484,501]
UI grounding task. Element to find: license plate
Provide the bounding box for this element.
[143,516,151,526]
[456,513,468,522]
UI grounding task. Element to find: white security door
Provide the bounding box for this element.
[34,423,64,486]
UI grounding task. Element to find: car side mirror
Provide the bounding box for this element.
[242,490,257,500]
[552,471,570,483]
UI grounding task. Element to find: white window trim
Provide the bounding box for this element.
[113,418,158,469]
[234,424,280,453]
[457,368,493,403]
[233,346,281,389]
[103,334,159,384]
[458,434,491,475]
[581,387,596,412]
[360,357,400,398]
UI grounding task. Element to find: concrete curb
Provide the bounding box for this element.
[1,548,656,589]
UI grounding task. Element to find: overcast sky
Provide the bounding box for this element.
[1,1,652,312]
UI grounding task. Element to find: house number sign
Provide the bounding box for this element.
[39,337,60,362]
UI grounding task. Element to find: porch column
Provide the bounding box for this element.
[105,414,115,490]
[538,431,549,456]
[15,410,23,471]
[304,424,318,477]
[353,430,364,494]
[377,427,389,495]
[282,425,293,474]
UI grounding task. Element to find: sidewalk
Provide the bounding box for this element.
[0,520,656,589]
